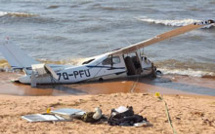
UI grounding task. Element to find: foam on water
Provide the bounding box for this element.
[155,59,215,78]
[159,68,215,78]
[0,59,9,67]
[0,11,37,17]
[38,58,87,66]
[0,11,7,16]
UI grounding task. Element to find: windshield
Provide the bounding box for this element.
[102,56,120,65]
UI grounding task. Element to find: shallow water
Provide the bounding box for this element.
[0,72,214,96]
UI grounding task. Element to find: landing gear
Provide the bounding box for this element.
[152,69,162,78]
[98,78,104,81]
[150,64,162,78]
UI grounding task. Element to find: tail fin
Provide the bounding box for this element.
[0,40,39,74]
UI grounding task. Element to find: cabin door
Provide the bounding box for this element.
[123,52,142,76]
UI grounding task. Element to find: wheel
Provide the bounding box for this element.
[98,78,103,81]
[156,70,162,76]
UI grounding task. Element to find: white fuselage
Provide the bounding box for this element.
[18,52,155,84]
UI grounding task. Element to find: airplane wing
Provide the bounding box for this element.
[109,20,214,55]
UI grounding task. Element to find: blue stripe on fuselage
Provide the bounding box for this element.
[86,65,125,70]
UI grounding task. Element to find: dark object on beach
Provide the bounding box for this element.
[108,106,148,126]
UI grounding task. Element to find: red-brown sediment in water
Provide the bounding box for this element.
[1,72,214,96]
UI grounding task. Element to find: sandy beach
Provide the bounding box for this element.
[0,72,215,133]
[0,93,214,134]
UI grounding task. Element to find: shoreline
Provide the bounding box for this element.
[0,72,214,96]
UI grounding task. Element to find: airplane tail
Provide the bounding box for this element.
[0,40,39,74]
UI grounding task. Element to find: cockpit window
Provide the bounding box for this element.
[82,59,95,65]
[112,57,120,64]
[102,58,111,65]
[102,56,120,65]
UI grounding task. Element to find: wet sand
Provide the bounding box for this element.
[0,72,214,96]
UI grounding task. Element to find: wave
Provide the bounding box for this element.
[159,68,215,78]
[47,5,60,9]
[0,11,37,18]
[0,59,9,67]
[155,59,215,78]
[0,11,58,26]
[37,58,87,66]
[136,17,214,28]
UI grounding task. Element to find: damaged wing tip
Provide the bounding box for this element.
[194,19,215,25]
[208,19,215,24]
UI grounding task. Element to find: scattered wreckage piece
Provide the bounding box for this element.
[51,108,86,120]
[21,106,151,127]
[22,108,86,122]
[21,114,66,123]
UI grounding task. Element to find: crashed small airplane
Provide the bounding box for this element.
[0,19,214,87]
